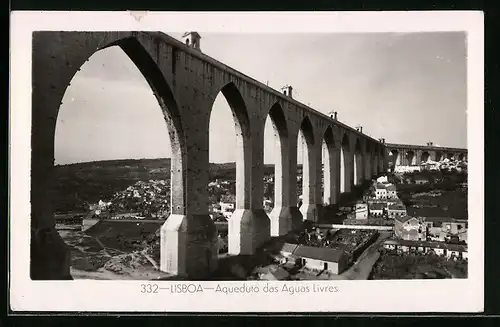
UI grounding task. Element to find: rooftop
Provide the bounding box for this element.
[423,217,468,224]
[369,203,386,210]
[388,204,406,211]
[278,242,299,254]
[386,185,397,191]
[384,239,467,252]
[395,215,418,224]
[293,245,346,263]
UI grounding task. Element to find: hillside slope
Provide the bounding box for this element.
[52,158,284,213]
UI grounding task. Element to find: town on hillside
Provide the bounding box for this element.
[54,156,468,280]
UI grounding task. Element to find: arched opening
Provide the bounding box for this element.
[49,41,184,279]
[406,150,415,166]
[458,153,465,161]
[380,146,385,173]
[364,142,372,181]
[446,152,454,160]
[209,82,251,255]
[389,149,399,169]
[421,151,430,163]
[297,116,316,221]
[322,126,337,206]
[353,139,363,185]
[435,151,443,162]
[340,134,351,194]
[372,146,378,177]
[264,103,291,235]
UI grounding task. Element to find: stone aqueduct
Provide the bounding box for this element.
[386,143,468,167]
[31,31,466,280]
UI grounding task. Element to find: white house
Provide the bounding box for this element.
[369,202,385,217]
[388,204,407,219]
[386,184,397,199]
[384,241,397,250]
[220,202,235,219]
[293,245,348,275]
[354,202,368,219]
[383,239,468,259]
[432,247,445,256]
[375,183,388,199]
[376,175,389,184]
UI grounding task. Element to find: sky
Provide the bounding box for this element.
[54,32,467,165]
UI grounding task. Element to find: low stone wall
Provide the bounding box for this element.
[318,224,394,231]
[352,231,379,261]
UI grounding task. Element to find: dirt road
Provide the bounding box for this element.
[341,232,391,280]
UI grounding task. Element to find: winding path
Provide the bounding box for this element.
[341,232,391,280]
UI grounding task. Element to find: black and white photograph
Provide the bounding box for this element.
[10,11,484,312]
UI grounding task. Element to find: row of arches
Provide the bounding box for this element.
[389,149,466,166]
[32,32,387,279]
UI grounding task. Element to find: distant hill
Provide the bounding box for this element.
[52,158,300,213]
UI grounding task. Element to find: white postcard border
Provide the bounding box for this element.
[9,11,484,312]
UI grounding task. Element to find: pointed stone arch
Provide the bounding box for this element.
[32,33,188,279]
[364,141,372,181]
[389,149,399,169]
[266,102,301,235]
[267,102,289,208]
[406,150,415,166]
[421,151,430,163]
[298,116,318,221]
[210,81,251,210]
[322,126,338,206]
[340,133,351,193]
[353,138,363,185]
[209,81,259,255]
[371,143,379,177]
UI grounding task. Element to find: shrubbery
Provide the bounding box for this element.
[371,250,467,279]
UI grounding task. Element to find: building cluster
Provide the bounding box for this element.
[393,216,468,243]
[208,175,276,220]
[437,158,468,172]
[349,175,406,223]
[383,239,467,260]
[371,169,470,261]
[87,180,170,219]
[208,178,232,189]
[264,228,378,275]
[270,242,349,275]
[394,157,468,173]
[385,213,468,260]
[394,166,422,173]
[210,201,235,221]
